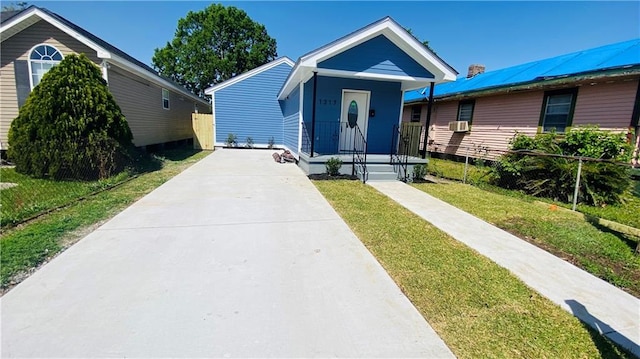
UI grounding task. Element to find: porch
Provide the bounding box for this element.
[299,121,427,182]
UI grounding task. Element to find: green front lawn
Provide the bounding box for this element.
[413,182,640,297]
[426,157,640,229]
[314,181,632,358]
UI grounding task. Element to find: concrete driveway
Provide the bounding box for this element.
[1,149,453,358]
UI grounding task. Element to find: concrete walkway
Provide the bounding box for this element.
[1,150,453,358]
[369,180,640,357]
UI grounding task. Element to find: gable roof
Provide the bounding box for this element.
[278,16,458,99]
[0,9,22,23]
[204,57,295,95]
[405,38,640,103]
[0,6,209,106]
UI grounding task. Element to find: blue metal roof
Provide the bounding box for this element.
[405,38,640,103]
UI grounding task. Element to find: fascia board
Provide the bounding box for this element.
[205,57,294,95]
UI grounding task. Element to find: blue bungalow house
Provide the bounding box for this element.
[207,16,458,180]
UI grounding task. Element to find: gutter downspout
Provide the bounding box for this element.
[310,72,318,157]
[100,60,109,84]
[422,82,435,159]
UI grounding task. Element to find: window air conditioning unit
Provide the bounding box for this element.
[448,121,469,132]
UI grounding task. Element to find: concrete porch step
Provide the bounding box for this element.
[367,171,399,181]
[367,164,395,172]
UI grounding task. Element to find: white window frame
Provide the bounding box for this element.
[162,88,170,110]
[28,44,63,90]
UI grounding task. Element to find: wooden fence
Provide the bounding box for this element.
[192,113,214,150]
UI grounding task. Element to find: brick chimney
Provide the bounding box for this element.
[467,64,486,78]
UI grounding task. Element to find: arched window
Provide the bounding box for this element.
[29,44,63,89]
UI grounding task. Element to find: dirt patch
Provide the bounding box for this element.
[308,173,359,181]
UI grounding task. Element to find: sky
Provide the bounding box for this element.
[27,1,640,77]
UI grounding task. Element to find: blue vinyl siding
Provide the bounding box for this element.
[283,113,299,155]
[280,86,300,154]
[318,35,434,79]
[303,76,402,154]
[214,62,292,145]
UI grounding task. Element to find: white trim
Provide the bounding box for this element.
[162,88,170,110]
[278,17,457,99]
[1,8,111,57]
[398,90,406,127]
[339,89,371,152]
[1,7,210,107]
[314,67,435,84]
[297,82,304,155]
[204,57,295,95]
[27,43,63,90]
[101,60,109,83]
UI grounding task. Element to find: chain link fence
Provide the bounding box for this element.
[425,143,639,213]
[0,145,173,231]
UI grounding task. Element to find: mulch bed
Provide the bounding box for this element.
[308,173,359,181]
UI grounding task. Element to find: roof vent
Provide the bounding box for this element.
[467,64,485,78]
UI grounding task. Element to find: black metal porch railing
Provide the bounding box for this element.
[352,124,368,183]
[301,121,364,156]
[390,123,423,182]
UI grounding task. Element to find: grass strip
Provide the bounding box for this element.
[427,157,640,229]
[1,149,210,291]
[412,182,640,297]
[314,180,633,358]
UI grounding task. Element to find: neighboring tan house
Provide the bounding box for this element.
[403,39,640,165]
[0,6,211,151]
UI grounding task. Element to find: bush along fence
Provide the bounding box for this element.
[426,127,637,211]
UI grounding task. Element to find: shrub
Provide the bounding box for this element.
[492,127,631,205]
[244,137,254,148]
[225,133,238,147]
[412,164,427,181]
[325,157,343,176]
[7,54,133,180]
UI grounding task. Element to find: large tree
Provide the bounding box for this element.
[152,4,277,98]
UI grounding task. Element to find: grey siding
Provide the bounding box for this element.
[213,62,292,146]
[0,19,100,148]
[107,65,200,147]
